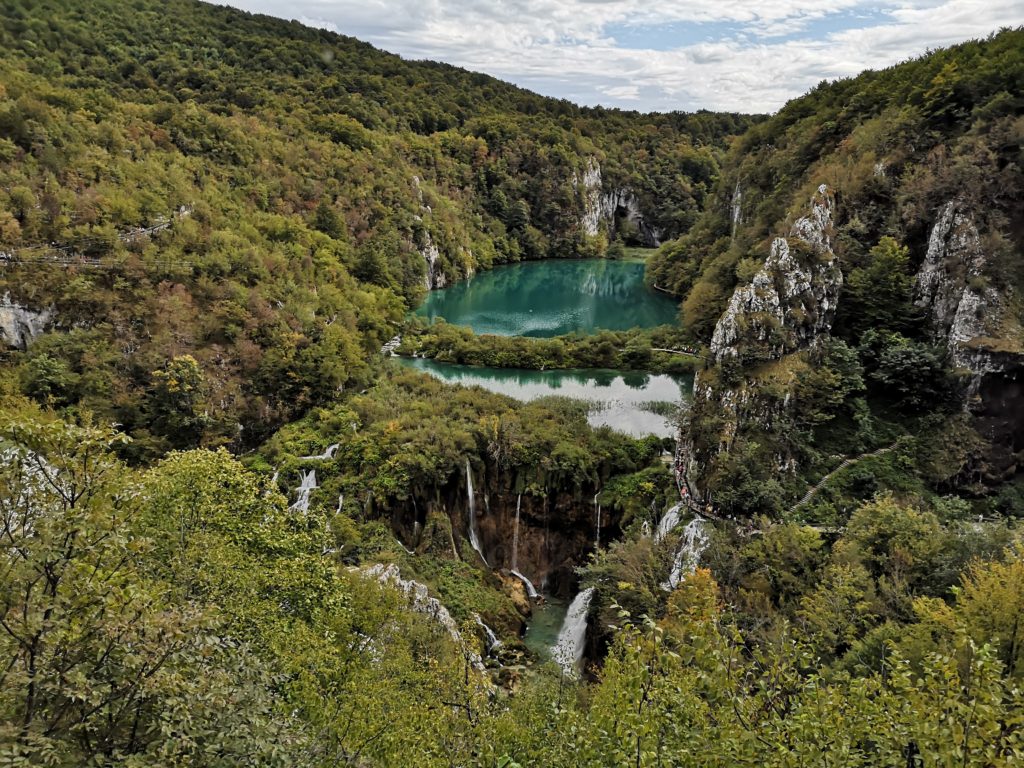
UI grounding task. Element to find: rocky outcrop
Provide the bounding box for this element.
[914,201,1005,371]
[412,176,448,290]
[914,201,1024,481]
[574,158,662,246]
[600,189,663,247]
[684,184,842,486]
[576,159,604,237]
[0,293,52,349]
[418,230,447,290]
[363,563,487,671]
[710,184,842,365]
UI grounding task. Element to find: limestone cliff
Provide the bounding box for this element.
[684,184,842,487]
[914,201,1024,481]
[710,184,841,365]
[0,293,52,349]
[575,158,663,247]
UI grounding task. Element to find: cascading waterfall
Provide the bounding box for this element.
[553,587,595,674]
[655,503,683,543]
[336,493,344,514]
[465,458,487,566]
[661,517,709,591]
[474,613,502,653]
[640,520,652,538]
[290,469,317,513]
[511,569,540,600]
[300,443,339,460]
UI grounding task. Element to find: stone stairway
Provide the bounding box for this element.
[791,441,900,511]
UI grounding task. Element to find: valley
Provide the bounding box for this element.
[0,1,1022,765]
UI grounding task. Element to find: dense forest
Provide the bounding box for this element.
[1,1,1023,765]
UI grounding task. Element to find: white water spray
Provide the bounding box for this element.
[290,469,317,513]
[474,613,502,653]
[655,503,683,543]
[465,458,487,566]
[553,587,595,674]
[661,517,709,591]
[300,443,339,460]
[511,569,540,600]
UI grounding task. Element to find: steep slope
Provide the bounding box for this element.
[653,29,1024,516]
[0,0,750,457]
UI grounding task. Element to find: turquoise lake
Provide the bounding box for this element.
[394,357,691,438]
[413,258,679,337]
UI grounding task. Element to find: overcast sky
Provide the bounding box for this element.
[223,1,1024,113]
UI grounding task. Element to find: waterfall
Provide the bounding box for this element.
[465,458,487,566]
[474,613,502,653]
[512,494,522,570]
[290,469,317,513]
[640,520,652,538]
[300,443,339,460]
[593,492,601,550]
[553,587,595,674]
[655,503,683,543]
[661,517,709,591]
[336,493,344,514]
[510,569,539,600]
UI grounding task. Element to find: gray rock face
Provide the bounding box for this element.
[412,176,448,290]
[913,201,1024,481]
[600,188,663,247]
[682,185,843,487]
[363,563,485,672]
[710,184,842,364]
[576,158,604,237]
[574,158,662,246]
[914,201,1002,370]
[419,231,446,290]
[0,293,52,349]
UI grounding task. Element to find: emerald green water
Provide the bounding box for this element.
[414,259,678,337]
[522,596,569,662]
[395,357,691,438]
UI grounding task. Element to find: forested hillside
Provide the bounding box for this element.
[648,29,1024,516]
[2,3,1024,766]
[0,0,748,455]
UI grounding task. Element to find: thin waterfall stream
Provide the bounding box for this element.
[465,458,487,566]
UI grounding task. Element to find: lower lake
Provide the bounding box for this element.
[394,357,691,438]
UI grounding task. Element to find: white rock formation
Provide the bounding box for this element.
[363,563,485,672]
[710,184,842,364]
[576,158,604,237]
[574,158,662,246]
[0,293,52,349]
[914,201,1002,372]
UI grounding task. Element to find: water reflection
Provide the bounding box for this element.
[394,357,692,438]
[414,259,679,337]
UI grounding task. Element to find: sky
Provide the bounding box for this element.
[224,1,1024,113]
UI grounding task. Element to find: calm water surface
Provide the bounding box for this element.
[414,258,678,337]
[395,357,691,438]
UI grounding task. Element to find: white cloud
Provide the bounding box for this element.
[601,84,640,100]
[224,0,1024,112]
